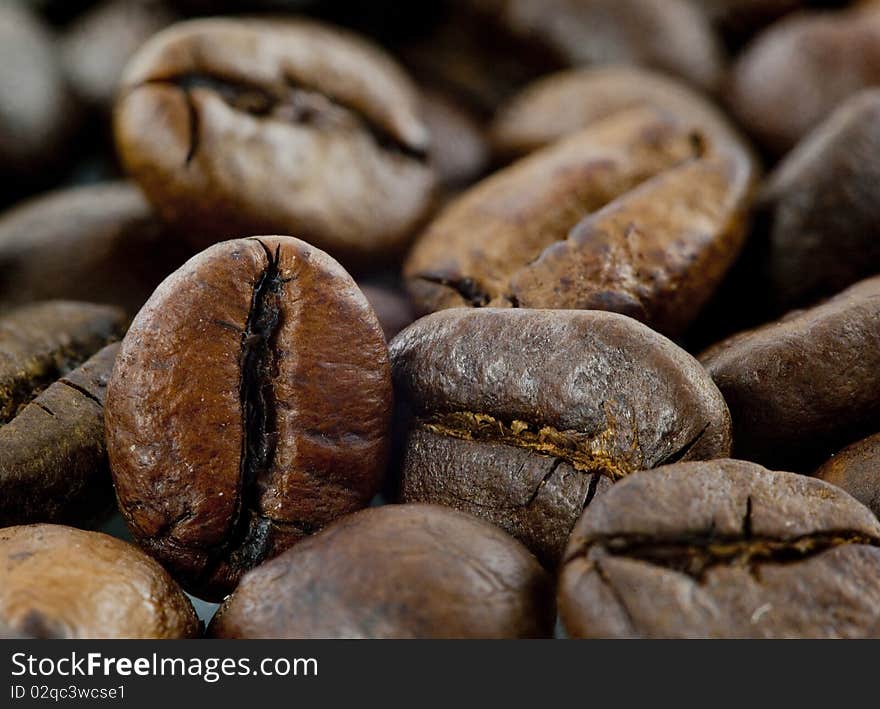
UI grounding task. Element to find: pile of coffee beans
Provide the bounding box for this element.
[1,0,879,639]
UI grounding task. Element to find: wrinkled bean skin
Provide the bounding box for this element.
[0,525,199,639]
[405,101,756,337]
[0,302,124,527]
[208,504,555,639]
[0,182,191,315]
[391,308,731,565]
[471,0,723,91]
[816,432,880,521]
[759,90,880,310]
[0,301,125,424]
[729,5,880,154]
[114,19,435,268]
[560,459,880,639]
[106,236,392,600]
[701,276,880,471]
[0,343,120,528]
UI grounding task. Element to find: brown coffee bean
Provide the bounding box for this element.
[471,0,724,91]
[0,4,73,181]
[114,18,435,268]
[0,182,191,315]
[759,90,880,310]
[815,432,880,520]
[700,276,880,471]
[0,302,123,527]
[489,66,746,162]
[0,343,119,528]
[560,459,880,639]
[106,236,392,600]
[0,524,199,639]
[359,282,415,341]
[0,301,125,424]
[208,504,555,639]
[61,0,177,111]
[405,103,756,337]
[729,5,880,154]
[391,308,732,566]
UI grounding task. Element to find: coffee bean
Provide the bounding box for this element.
[61,0,178,112]
[208,504,555,639]
[0,524,199,639]
[559,459,880,638]
[471,0,724,91]
[489,66,748,162]
[114,18,435,268]
[729,4,880,154]
[815,432,880,521]
[0,301,124,528]
[405,103,755,337]
[700,276,880,471]
[0,182,190,315]
[106,235,392,600]
[390,308,731,565]
[0,301,125,423]
[759,90,880,311]
[0,343,119,528]
[0,4,73,183]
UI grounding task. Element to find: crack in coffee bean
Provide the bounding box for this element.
[415,275,491,307]
[137,73,429,166]
[200,240,285,579]
[584,531,880,582]
[420,411,639,480]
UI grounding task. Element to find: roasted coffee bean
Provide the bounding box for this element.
[391,309,732,565]
[0,182,190,315]
[471,0,724,91]
[405,103,756,337]
[208,504,554,639]
[489,66,745,162]
[0,302,124,527]
[106,236,392,600]
[114,18,435,268]
[559,459,880,639]
[729,4,880,154]
[61,0,177,112]
[359,282,415,341]
[421,88,489,189]
[0,4,72,183]
[815,432,880,521]
[0,343,119,528]
[0,301,125,424]
[759,90,880,310]
[700,276,880,471]
[0,525,199,639]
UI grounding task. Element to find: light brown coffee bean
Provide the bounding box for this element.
[0,524,199,639]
